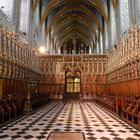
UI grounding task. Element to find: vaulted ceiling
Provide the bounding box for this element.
[32,0,117,52]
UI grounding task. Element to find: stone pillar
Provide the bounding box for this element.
[93,46,97,54]
[102,22,106,52]
[108,1,112,49]
[92,42,95,53]
[49,30,53,54]
[100,32,103,54]
[54,37,58,54]
[12,0,21,32]
[54,45,57,54]
[27,0,33,47]
[46,29,50,54]
[54,38,58,54]
[104,22,109,51]
[58,47,60,54]
[115,0,121,41]
[128,0,136,27]
[135,0,140,25]
[51,37,55,54]
[128,0,140,26]
[97,41,100,54]
[97,29,101,53]
[107,24,112,49]
[97,32,101,54]
[110,1,117,47]
[41,22,47,49]
[107,0,117,48]
[94,37,98,54]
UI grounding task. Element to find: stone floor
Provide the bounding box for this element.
[0,101,140,140]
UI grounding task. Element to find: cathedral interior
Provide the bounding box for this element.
[0,0,140,140]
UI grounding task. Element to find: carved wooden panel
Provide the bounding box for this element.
[39,55,107,95]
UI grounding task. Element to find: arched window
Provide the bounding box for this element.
[120,0,130,34]
[110,2,116,45]
[135,0,140,25]
[0,0,14,20]
[19,0,29,35]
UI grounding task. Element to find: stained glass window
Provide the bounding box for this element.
[66,77,81,93]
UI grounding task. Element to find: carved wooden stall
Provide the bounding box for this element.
[0,25,46,124]
[103,26,140,129]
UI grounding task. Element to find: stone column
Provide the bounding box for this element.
[54,37,58,54]
[107,0,117,48]
[107,1,112,49]
[128,0,136,27]
[58,47,60,54]
[12,0,21,32]
[93,46,97,54]
[129,0,140,26]
[104,22,109,51]
[49,31,52,54]
[107,24,112,49]
[27,0,33,47]
[41,22,47,49]
[135,0,140,25]
[92,43,95,54]
[97,41,100,54]
[94,37,98,54]
[102,22,106,52]
[51,37,55,54]
[115,0,121,41]
[100,32,103,54]
[46,29,50,54]
[110,1,117,47]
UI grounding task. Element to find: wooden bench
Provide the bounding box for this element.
[138,112,140,127]
[1,101,11,122]
[0,105,4,124]
[126,103,135,121]
[132,103,140,125]
[31,94,50,110]
[122,101,130,119]
[8,102,17,118]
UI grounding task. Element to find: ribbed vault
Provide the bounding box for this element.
[32,0,111,54]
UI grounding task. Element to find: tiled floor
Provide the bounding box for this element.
[0,101,140,140]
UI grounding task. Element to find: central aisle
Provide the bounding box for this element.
[0,102,140,140]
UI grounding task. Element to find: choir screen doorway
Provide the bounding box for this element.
[65,70,81,100]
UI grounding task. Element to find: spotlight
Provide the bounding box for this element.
[39,46,46,54]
